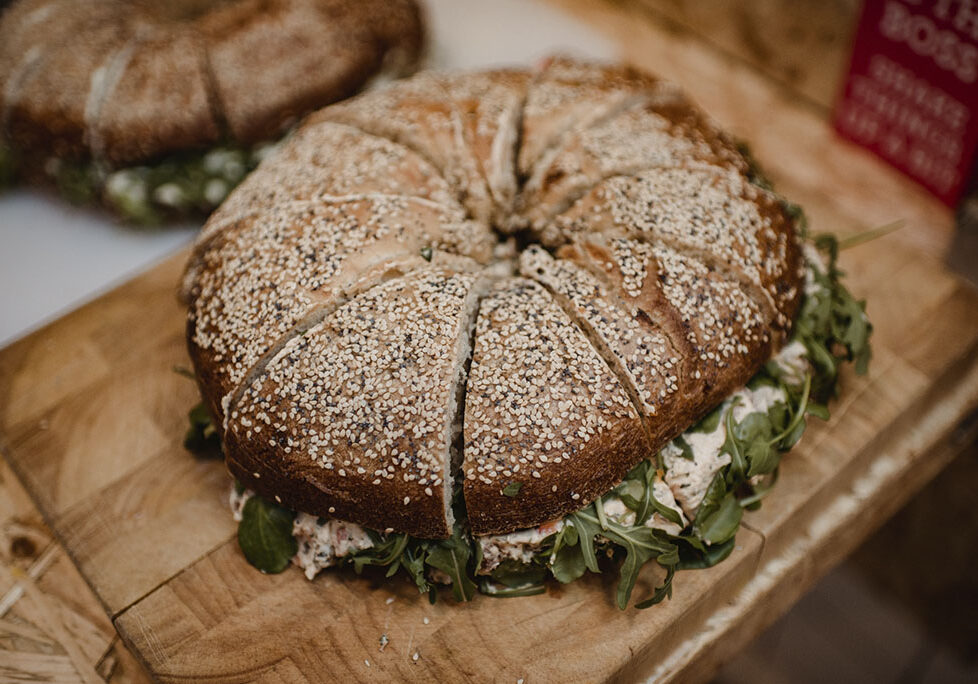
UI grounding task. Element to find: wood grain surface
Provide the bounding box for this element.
[631,0,861,109]
[2,1,978,682]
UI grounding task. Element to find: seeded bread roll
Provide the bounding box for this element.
[0,0,424,172]
[183,58,804,539]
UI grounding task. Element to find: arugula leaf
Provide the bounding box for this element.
[566,512,602,573]
[490,560,548,588]
[694,493,742,545]
[426,523,478,602]
[720,400,747,480]
[673,435,695,460]
[635,566,676,609]
[502,482,523,497]
[183,402,221,456]
[550,542,588,583]
[479,579,547,597]
[238,496,298,573]
[676,537,736,569]
[692,404,723,434]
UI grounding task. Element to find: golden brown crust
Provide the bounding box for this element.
[227,266,488,538]
[462,278,650,535]
[546,166,804,334]
[517,55,665,178]
[0,0,425,168]
[315,72,495,223]
[186,195,493,424]
[94,29,220,164]
[201,120,462,243]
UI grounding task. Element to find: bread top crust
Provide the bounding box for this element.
[517,56,669,178]
[547,166,803,333]
[517,100,748,235]
[187,195,494,423]
[0,0,424,168]
[462,278,649,535]
[519,245,682,426]
[202,121,462,242]
[184,58,806,538]
[227,264,486,538]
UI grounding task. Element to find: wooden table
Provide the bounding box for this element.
[2,1,977,682]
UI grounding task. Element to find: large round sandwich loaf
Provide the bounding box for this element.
[0,0,424,219]
[183,58,869,604]
[186,54,801,530]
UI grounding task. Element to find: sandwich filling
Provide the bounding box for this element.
[194,233,870,608]
[0,141,275,225]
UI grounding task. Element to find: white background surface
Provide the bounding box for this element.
[0,0,617,347]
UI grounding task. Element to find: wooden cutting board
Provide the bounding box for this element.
[4,4,978,683]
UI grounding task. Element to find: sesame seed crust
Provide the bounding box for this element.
[517,94,748,236]
[186,195,493,423]
[185,57,805,539]
[312,72,496,223]
[435,69,530,222]
[519,245,681,427]
[517,56,669,178]
[228,265,488,538]
[547,166,803,332]
[463,278,648,535]
[202,121,462,243]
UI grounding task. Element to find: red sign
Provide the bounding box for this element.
[834,0,978,205]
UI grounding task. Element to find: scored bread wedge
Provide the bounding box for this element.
[462,277,650,535]
[516,56,671,179]
[579,237,785,417]
[186,196,494,424]
[92,28,219,165]
[226,263,496,538]
[201,121,461,242]
[519,245,687,448]
[192,0,384,144]
[437,69,530,223]
[545,166,805,332]
[312,73,494,222]
[517,97,748,238]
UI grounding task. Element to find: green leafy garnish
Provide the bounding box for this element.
[238,496,298,573]
[183,402,221,456]
[420,246,433,261]
[426,522,479,602]
[502,482,523,497]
